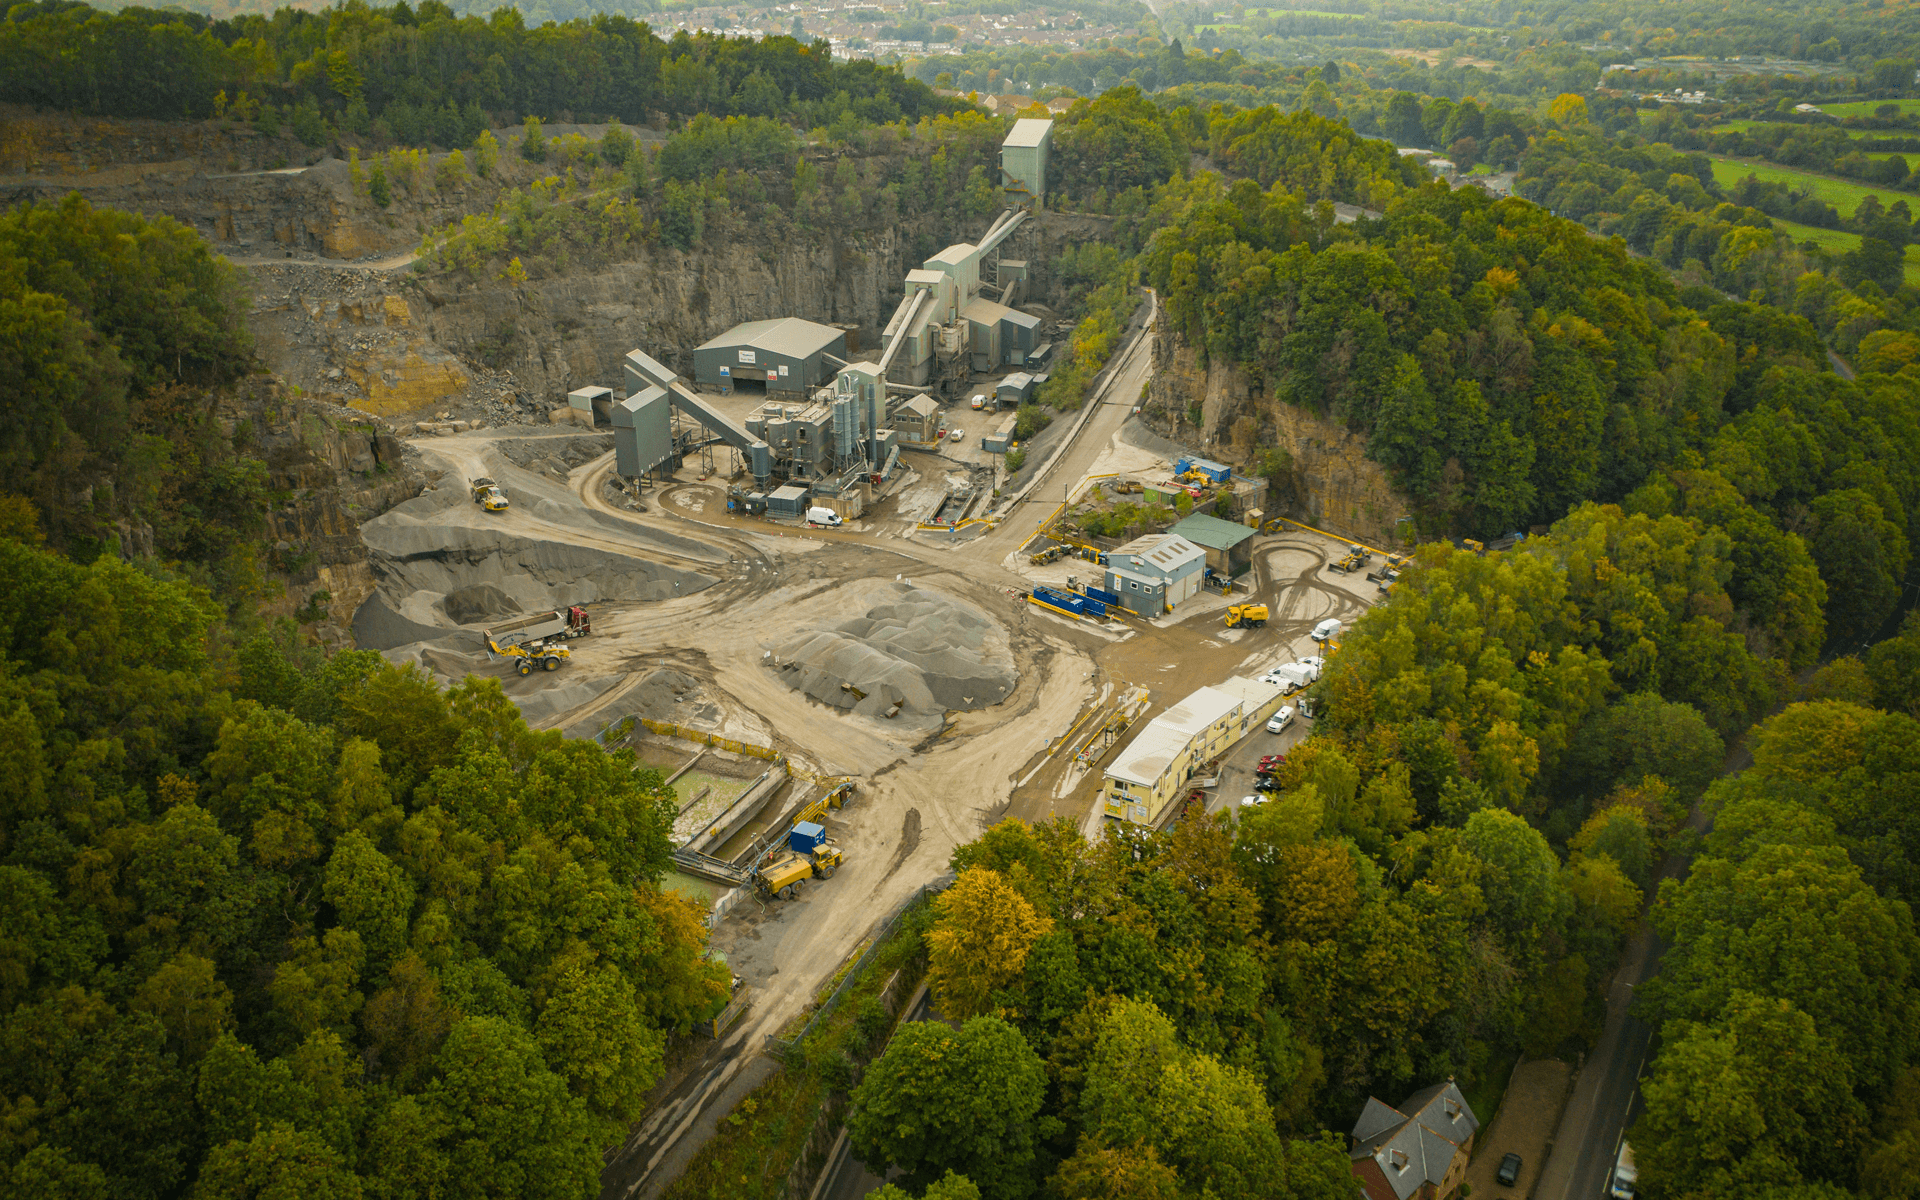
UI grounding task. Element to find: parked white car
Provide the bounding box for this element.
[1310,618,1343,643]
[949,428,965,443]
[1267,706,1296,734]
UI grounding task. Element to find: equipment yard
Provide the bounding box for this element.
[346,287,1394,1200]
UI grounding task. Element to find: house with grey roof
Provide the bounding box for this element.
[1349,1079,1479,1200]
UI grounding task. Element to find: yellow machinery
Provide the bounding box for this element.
[470,477,510,512]
[755,822,844,900]
[1261,517,1286,534]
[1225,603,1269,629]
[756,846,842,899]
[791,780,855,828]
[1463,539,1486,555]
[483,631,570,676]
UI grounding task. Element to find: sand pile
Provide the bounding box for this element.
[769,582,1015,718]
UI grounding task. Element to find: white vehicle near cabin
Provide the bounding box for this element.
[1266,706,1296,734]
[805,506,843,527]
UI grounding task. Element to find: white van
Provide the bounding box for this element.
[805,506,842,527]
[1310,618,1343,643]
[1266,706,1296,734]
[970,394,987,410]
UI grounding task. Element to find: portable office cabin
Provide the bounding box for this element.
[1001,118,1053,209]
[692,318,847,394]
[983,414,1019,454]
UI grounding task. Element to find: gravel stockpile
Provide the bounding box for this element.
[352,489,717,651]
[769,582,1016,717]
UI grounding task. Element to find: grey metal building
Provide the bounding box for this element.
[1001,118,1053,208]
[612,384,674,478]
[692,318,848,394]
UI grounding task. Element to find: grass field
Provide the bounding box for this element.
[1820,99,1920,118]
[1707,119,1920,143]
[1707,154,1905,219]
[1765,213,1920,284]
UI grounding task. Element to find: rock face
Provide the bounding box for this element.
[212,378,429,636]
[244,208,1079,415]
[1145,325,1411,547]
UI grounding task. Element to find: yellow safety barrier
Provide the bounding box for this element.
[1260,515,1402,562]
[638,718,783,762]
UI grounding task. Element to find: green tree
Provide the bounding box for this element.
[191,1123,363,1200]
[418,1016,603,1200]
[132,952,233,1062]
[848,1016,1048,1200]
[519,115,547,162]
[321,831,415,968]
[535,964,664,1128]
[1811,488,1910,649]
[872,1172,984,1200]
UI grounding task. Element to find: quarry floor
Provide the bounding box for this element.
[369,303,1387,1200]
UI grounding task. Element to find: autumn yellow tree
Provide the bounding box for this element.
[927,866,1053,1018]
[1549,93,1590,128]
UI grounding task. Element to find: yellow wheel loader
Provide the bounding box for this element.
[483,630,571,676]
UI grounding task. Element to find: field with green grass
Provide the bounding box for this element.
[1708,154,1904,219]
[1819,99,1920,118]
[1766,214,1920,284]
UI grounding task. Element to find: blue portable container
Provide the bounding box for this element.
[790,821,827,853]
[1082,585,1121,607]
[1034,585,1106,618]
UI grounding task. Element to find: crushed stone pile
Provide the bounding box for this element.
[352,489,716,650]
[499,434,613,480]
[769,582,1016,718]
[442,582,522,625]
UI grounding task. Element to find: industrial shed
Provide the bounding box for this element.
[1169,512,1258,579]
[693,318,847,394]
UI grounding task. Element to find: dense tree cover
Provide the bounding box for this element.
[0,528,727,1199]
[849,539,1698,1195]
[0,1,959,133]
[0,195,264,579]
[417,106,1004,273]
[1630,696,1920,1197]
[1095,143,1918,643]
[846,501,1901,1197]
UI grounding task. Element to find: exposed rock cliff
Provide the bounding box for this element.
[1144,324,1412,548]
[222,378,428,639]
[243,207,1091,420]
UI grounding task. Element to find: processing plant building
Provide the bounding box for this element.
[693,318,847,395]
[606,120,1055,513]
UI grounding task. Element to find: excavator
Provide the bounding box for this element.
[483,630,571,676]
[1225,603,1270,629]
